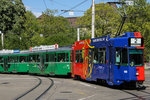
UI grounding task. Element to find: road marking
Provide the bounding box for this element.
[79,82,96,88]
[78,94,96,100]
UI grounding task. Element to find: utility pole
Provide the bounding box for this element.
[0,31,4,49]
[77,28,80,41]
[92,0,95,38]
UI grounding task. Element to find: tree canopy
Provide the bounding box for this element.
[0,0,26,34]
[76,3,120,39]
[0,0,149,62]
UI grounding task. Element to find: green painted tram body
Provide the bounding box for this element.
[0,53,29,73]
[0,47,71,76]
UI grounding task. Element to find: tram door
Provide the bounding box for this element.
[4,57,8,71]
[71,50,75,76]
[109,46,113,82]
[49,53,55,75]
[40,54,46,72]
[13,56,18,72]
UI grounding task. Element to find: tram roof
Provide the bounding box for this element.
[0,46,72,56]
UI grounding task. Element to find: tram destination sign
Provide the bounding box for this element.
[30,44,59,51]
[129,38,143,47]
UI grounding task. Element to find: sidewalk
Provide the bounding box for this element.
[145,63,150,69]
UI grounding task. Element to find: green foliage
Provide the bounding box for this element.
[4,33,21,49]
[0,0,26,34]
[0,0,149,63]
[0,0,26,49]
[37,9,76,46]
[77,1,150,62]
[21,11,40,48]
[120,0,150,62]
[76,3,120,39]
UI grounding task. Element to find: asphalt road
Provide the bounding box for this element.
[0,70,149,100]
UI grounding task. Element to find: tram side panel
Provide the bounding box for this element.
[71,39,91,80]
[28,54,41,74]
[0,56,4,72]
[54,51,71,75]
[85,36,111,82]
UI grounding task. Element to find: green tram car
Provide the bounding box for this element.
[0,46,71,76]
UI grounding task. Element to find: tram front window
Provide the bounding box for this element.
[129,49,143,67]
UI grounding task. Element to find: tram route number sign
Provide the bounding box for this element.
[129,38,142,47]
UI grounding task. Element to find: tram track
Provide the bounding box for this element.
[15,76,54,100]
[35,78,54,100]
[120,89,150,100]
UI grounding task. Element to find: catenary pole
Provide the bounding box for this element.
[0,31,4,49]
[92,0,95,38]
[77,28,80,41]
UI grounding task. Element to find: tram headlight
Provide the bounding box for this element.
[136,73,139,76]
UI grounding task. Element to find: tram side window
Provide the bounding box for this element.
[79,50,83,63]
[98,48,106,64]
[115,48,121,65]
[8,56,18,63]
[20,56,26,62]
[66,53,69,62]
[75,50,79,63]
[49,54,55,62]
[75,50,83,63]
[0,57,3,63]
[93,48,98,64]
[46,54,49,62]
[29,55,38,62]
[8,57,12,63]
[58,53,65,62]
[37,55,40,62]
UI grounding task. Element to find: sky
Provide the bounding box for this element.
[22,0,150,18]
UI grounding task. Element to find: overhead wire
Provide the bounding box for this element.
[48,0,72,8]
[58,0,88,16]
[43,0,48,9]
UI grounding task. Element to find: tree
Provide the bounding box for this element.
[38,9,76,46]
[21,11,41,48]
[0,0,26,34]
[76,3,120,39]
[121,0,150,62]
[0,0,26,49]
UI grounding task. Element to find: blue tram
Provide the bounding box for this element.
[71,32,144,86]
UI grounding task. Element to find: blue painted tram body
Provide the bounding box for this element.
[73,32,145,86]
